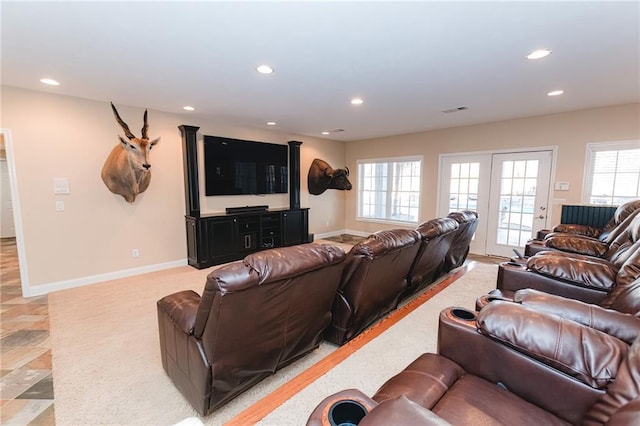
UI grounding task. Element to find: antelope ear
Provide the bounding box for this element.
[150,137,160,146]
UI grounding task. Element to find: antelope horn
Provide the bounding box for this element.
[110,102,136,140]
[141,109,149,139]
[345,166,350,176]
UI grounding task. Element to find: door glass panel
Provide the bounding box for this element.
[496,159,539,247]
[448,162,480,212]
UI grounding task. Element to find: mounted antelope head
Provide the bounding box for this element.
[101,102,160,203]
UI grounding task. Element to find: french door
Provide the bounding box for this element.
[439,150,553,257]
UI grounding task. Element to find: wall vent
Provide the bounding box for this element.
[442,106,469,113]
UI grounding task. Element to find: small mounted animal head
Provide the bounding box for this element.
[308,158,353,195]
[101,103,160,203]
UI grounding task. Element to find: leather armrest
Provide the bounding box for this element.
[526,255,618,290]
[545,235,608,257]
[514,289,640,344]
[477,302,629,389]
[552,224,601,238]
[475,289,513,311]
[157,290,200,334]
[306,389,378,426]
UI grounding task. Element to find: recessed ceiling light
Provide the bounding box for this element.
[183,106,195,111]
[40,78,60,86]
[322,131,330,135]
[350,98,364,105]
[256,65,274,74]
[267,121,276,126]
[526,49,552,60]
[547,90,564,96]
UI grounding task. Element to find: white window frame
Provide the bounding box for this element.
[582,140,640,205]
[356,155,422,225]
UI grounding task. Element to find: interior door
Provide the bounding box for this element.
[438,154,491,254]
[485,151,552,257]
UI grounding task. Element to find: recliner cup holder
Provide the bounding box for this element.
[328,399,368,426]
[450,308,476,321]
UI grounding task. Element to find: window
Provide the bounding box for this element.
[357,156,422,224]
[584,141,640,205]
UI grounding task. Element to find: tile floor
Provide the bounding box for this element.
[1,238,55,425]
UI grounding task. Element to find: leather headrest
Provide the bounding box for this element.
[615,199,640,224]
[352,229,421,258]
[207,243,345,293]
[447,210,478,224]
[417,217,458,240]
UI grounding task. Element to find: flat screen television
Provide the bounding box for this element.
[203,135,288,196]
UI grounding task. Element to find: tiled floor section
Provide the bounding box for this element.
[1,238,55,425]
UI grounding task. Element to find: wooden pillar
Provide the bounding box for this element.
[288,140,303,210]
[179,125,200,217]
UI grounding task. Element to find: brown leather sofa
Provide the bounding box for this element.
[405,217,459,296]
[324,229,422,346]
[525,199,640,257]
[308,302,640,425]
[497,214,640,304]
[441,210,478,273]
[157,243,346,415]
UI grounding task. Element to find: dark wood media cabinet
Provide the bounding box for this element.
[179,125,309,269]
[185,208,310,269]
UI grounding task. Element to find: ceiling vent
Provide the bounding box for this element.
[442,106,469,113]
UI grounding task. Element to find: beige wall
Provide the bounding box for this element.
[345,103,640,234]
[1,87,346,294]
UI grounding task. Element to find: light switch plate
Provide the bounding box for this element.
[554,182,570,191]
[53,177,70,194]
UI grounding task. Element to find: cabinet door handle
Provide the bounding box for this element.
[245,235,251,249]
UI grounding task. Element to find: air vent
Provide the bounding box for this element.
[442,106,469,113]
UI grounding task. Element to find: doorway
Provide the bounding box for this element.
[439,148,554,257]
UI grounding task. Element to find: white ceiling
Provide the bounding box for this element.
[2,1,639,141]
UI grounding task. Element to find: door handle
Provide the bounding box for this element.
[537,215,545,219]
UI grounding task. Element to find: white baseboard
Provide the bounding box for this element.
[314,229,370,240]
[25,259,188,297]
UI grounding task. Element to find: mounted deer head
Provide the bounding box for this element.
[101,102,160,203]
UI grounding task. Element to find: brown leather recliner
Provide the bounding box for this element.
[324,229,422,346]
[157,243,346,415]
[476,277,640,345]
[525,199,640,257]
[308,302,640,425]
[497,214,640,304]
[405,217,458,297]
[442,210,478,273]
[554,199,640,238]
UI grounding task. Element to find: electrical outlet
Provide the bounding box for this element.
[131,249,139,258]
[55,200,65,211]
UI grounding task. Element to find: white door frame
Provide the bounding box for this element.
[1,129,30,297]
[437,145,557,256]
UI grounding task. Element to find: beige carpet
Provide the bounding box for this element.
[49,257,497,426]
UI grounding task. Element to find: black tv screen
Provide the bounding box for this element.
[203,136,288,196]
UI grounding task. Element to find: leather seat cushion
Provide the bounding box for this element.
[431,375,569,426]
